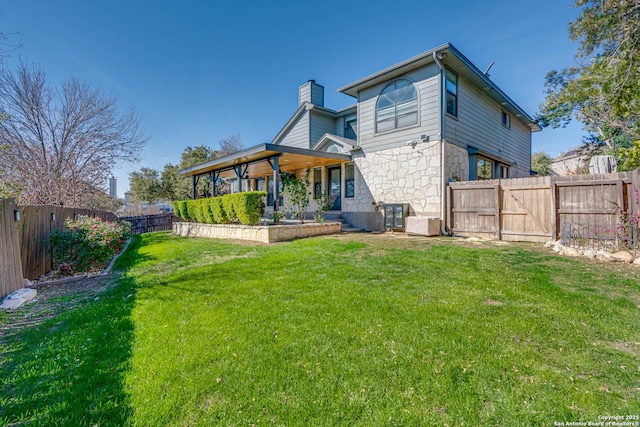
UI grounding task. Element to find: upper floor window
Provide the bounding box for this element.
[376,79,418,132]
[344,114,357,139]
[446,70,458,117]
[501,111,511,129]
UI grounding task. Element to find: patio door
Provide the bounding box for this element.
[327,166,341,210]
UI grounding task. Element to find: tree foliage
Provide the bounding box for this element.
[176,145,217,198]
[129,167,162,203]
[282,171,311,223]
[538,0,640,158]
[128,136,244,202]
[0,62,148,205]
[531,151,554,176]
[618,140,640,171]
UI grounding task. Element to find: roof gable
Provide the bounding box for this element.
[338,42,540,131]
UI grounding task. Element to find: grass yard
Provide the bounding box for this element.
[1,232,639,426]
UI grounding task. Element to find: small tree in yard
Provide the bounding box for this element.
[314,192,337,222]
[281,171,311,223]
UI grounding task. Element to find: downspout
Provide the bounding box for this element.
[433,51,449,235]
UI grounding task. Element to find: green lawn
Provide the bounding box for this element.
[1,232,639,426]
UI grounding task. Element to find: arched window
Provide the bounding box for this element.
[376,79,418,132]
[325,143,340,153]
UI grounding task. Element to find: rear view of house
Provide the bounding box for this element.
[180,42,541,232]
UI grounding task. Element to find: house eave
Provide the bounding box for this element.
[178,143,352,178]
[338,43,450,97]
[338,42,540,131]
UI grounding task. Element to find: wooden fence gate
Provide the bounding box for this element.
[448,169,639,243]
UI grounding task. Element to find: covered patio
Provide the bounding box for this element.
[178,143,352,211]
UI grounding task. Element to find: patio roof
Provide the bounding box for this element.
[178,143,352,179]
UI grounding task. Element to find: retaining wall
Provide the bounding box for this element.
[173,221,341,243]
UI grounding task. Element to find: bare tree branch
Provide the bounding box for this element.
[0,62,148,206]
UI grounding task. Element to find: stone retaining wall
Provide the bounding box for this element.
[173,221,341,244]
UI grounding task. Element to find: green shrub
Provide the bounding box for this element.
[233,191,267,225]
[209,197,228,223]
[196,199,210,223]
[50,215,131,273]
[185,200,199,222]
[202,199,216,224]
[173,200,186,220]
[184,200,194,221]
[173,201,182,219]
[181,200,193,221]
[222,195,237,223]
[174,192,266,225]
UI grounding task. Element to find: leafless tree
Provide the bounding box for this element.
[0,62,148,206]
[0,31,23,60]
[218,134,245,156]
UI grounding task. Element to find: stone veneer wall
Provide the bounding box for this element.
[446,143,470,182]
[173,221,341,244]
[348,142,443,217]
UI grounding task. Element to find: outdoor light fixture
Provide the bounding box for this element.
[50,212,56,221]
[13,210,20,221]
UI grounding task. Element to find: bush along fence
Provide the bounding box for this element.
[17,205,118,281]
[50,215,131,274]
[173,192,267,225]
[0,200,123,297]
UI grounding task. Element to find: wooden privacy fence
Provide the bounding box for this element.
[448,168,640,243]
[17,205,117,282]
[120,213,176,235]
[1,200,117,297]
[0,199,25,298]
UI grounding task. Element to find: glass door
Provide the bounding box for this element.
[327,166,341,210]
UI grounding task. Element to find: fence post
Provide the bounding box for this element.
[550,182,558,241]
[446,185,452,233]
[495,183,501,240]
[616,180,625,212]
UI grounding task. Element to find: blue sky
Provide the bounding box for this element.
[2,0,585,197]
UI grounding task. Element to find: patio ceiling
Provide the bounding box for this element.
[178,143,353,179]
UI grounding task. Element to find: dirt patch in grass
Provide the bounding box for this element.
[0,273,121,342]
[330,232,452,249]
[608,341,640,357]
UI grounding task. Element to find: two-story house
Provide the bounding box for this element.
[179,42,541,232]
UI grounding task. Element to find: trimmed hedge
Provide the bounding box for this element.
[173,200,183,219]
[209,197,228,223]
[222,196,237,223]
[226,192,265,225]
[175,192,266,225]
